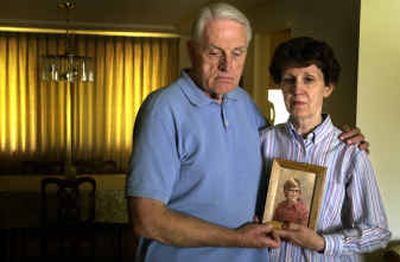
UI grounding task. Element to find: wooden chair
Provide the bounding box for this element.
[40,176,96,258]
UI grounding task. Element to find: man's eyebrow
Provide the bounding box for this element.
[234,47,248,52]
[206,44,247,51]
[207,44,223,51]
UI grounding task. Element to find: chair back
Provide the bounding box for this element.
[41,176,96,226]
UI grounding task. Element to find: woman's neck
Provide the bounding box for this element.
[291,114,323,137]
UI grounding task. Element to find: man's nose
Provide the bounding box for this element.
[217,55,232,72]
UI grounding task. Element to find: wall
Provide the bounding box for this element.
[242,33,273,121]
[179,34,191,70]
[246,0,360,127]
[357,0,400,240]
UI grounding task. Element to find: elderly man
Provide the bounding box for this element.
[126,2,366,262]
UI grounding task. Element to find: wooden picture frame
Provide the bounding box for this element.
[262,158,326,231]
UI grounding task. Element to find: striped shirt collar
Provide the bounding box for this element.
[178,69,240,107]
[285,114,334,145]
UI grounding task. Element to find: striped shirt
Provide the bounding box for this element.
[260,115,391,261]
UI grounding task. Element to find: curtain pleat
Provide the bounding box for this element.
[0,32,179,173]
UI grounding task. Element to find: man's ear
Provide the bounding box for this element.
[323,84,335,98]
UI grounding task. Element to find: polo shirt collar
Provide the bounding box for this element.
[178,69,240,107]
[285,114,334,144]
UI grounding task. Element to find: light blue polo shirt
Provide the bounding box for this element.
[126,71,269,262]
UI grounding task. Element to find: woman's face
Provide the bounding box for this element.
[280,64,334,124]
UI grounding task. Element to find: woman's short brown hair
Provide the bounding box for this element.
[269,36,341,86]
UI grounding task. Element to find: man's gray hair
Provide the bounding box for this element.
[191,2,252,44]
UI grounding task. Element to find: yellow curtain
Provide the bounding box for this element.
[0,32,179,173]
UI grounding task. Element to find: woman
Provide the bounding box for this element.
[273,178,309,226]
[261,36,391,260]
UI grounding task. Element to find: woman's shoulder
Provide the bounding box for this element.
[330,124,368,157]
[260,123,287,137]
[329,124,373,179]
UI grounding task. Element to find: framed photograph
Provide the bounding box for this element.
[262,158,326,231]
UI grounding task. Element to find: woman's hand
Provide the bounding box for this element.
[274,222,325,252]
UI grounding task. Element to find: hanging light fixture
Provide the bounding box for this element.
[40,0,94,83]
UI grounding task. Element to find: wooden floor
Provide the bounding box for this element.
[0,223,137,261]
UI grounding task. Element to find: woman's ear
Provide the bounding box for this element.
[323,84,335,98]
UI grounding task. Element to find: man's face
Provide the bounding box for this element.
[189,19,248,99]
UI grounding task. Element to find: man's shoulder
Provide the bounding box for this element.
[142,79,184,108]
[231,86,254,102]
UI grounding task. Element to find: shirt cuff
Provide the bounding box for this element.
[322,234,343,256]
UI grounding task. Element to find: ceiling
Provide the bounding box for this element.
[0,0,267,33]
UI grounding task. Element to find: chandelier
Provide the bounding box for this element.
[40,1,94,83]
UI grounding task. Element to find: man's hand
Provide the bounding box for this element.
[275,222,324,252]
[339,125,369,153]
[236,223,280,248]
[130,197,279,248]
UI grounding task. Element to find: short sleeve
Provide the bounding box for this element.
[126,95,180,204]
